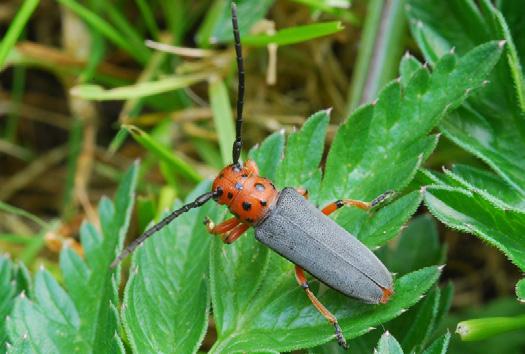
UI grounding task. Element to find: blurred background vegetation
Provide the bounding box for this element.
[0,0,523,353]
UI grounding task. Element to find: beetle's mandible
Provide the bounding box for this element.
[112,2,395,349]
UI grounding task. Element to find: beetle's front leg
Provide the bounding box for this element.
[295,265,348,350]
[204,216,240,234]
[203,217,249,244]
[321,191,394,216]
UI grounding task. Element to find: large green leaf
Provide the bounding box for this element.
[379,215,445,276]
[6,162,139,352]
[206,41,501,352]
[406,0,525,195]
[320,41,503,206]
[446,164,525,212]
[121,182,220,354]
[424,186,525,272]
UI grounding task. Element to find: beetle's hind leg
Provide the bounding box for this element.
[321,190,395,216]
[295,265,348,350]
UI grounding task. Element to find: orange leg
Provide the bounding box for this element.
[321,191,394,216]
[295,265,348,349]
[204,216,240,234]
[223,223,250,244]
[244,159,259,175]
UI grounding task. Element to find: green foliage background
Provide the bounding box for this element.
[0,0,524,353]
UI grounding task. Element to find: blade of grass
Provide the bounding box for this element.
[290,0,359,25]
[0,0,39,70]
[62,119,83,220]
[134,0,160,40]
[0,203,48,229]
[0,202,49,229]
[105,4,150,60]
[71,73,209,100]
[346,0,406,115]
[56,0,149,64]
[123,124,202,183]
[4,65,26,141]
[242,21,344,47]
[209,75,235,165]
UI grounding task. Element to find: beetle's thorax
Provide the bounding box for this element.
[212,161,278,225]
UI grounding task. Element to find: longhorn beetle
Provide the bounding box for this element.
[112,3,394,349]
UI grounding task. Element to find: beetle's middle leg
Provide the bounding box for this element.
[295,265,348,349]
[321,191,394,216]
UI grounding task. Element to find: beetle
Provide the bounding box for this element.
[112,2,394,349]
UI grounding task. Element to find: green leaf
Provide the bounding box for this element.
[6,162,139,352]
[335,190,423,249]
[422,332,451,354]
[196,0,275,46]
[389,287,441,352]
[446,164,525,212]
[399,53,423,87]
[375,332,404,354]
[70,73,208,101]
[517,278,525,303]
[406,0,525,195]
[380,215,445,276]
[209,264,441,353]
[320,41,503,206]
[204,41,502,353]
[122,182,220,354]
[424,186,525,272]
[242,22,344,47]
[274,110,329,203]
[0,257,18,352]
[248,130,285,181]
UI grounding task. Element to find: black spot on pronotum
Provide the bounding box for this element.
[255,183,265,192]
[227,192,234,199]
[246,217,254,223]
[235,182,243,190]
[260,200,267,206]
[242,201,252,211]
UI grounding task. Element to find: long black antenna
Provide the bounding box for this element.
[111,191,216,268]
[231,2,244,166]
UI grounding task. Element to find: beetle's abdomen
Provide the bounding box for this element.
[254,188,393,304]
